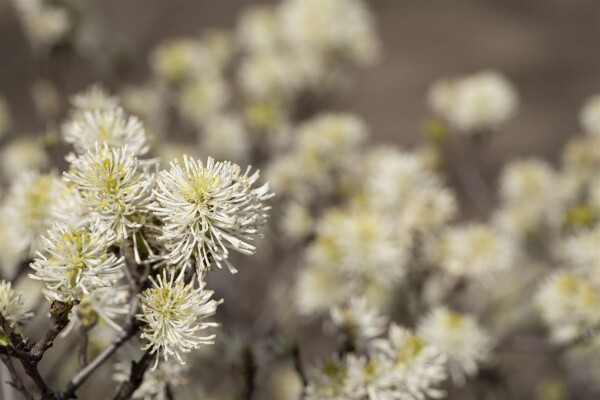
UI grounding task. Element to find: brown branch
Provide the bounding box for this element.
[291,343,307,390]
[1,354,33,400]
[0,301,72,399]
[111,349,154,400]
[58,296,143,400]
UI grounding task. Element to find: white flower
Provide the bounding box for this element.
[0,172,79,255]
[238,51,303,102]
[63,107,150,156]
[295,264,358,317]
[13,1,71,49]
[71,285,130,332]
[236,5,282,53]
[200,114,250,162]
[70,85,120,114]
[0,280,33,332]
[0,136,49,181]
[330,297,388,349]
[278,0,380,66]
[279,202,313,241]
[580,94,600,136]
[561,226,600,277]
[178,75,229,126]
[150,39,211,84]
[426,223,517,280]
[137,272,221,370]
[372,325,447,400]
[30,221,124,302]
[305,357,350,400]
[418,307,494,386]
[64,145,155,242]
[428,70,518,133]
[536,271,600,344]
[151,156,272,273]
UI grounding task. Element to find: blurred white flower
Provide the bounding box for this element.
[561,226,600,277]
[418,307,494,386]
[200,114,250,162]
[0,136,49,181]
[0,280,33,332]
[178,75,229,127]
[238,51,303,102]
[536,271,600,344]
[427,223,517,280]
[71,85,120,114]
[64,145,155,242]
[295,264,357,317]
[63,107,150,156]
[429,70,518,133]
[13,0,71,49]
[137,272,221,370]
[1,172,79,255]
[330,297,388,349]
[120,83,167,134]
[237,5,282,53]
[580,94,600,136]
[151,156,272,273]
[305,357,350,400]
[150,39,212,84]
[278,0,380,67]
[279,201,313,241]
[30,221,124,302]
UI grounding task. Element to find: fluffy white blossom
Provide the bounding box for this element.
[150,39,212,84]
[137,272,221,369]
[278,0,379,67]
[0,173,79,255]
[30,221,124,302]
[279,202,313,241]
[70,285,130,332]
[330,298,388,349]
[0,136,49,181]
[236,5,282,53]
[418,307,494,385]
[12,0,71,49]
[536,271,600,344]
[580,94,600,136]
[428,70,518,133]
[71,85,120,114]
[0,280,33,333]
[200,114,250,162]
[63,107,150,156]
[64,145,155,241]
[151,156,272,273]
[178,75,229,127]
[426,223,517,280]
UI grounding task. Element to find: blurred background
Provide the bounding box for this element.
[1,0,599,165]
[0,1,599,400]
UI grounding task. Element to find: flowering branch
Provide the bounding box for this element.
[111,349,154,400]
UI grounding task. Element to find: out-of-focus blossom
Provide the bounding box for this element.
[0,280,33,335]
[580,94,600,136]
[178,75,229,127]
[150,39,212,85]
[536,271,600,344]
[31,80,60,119]
[428,70,518,133]
[418,307,494,385]
[200,114,249,162]
[279,202,313,242]
[426,223,517,280]
[0,137,49,181]
[13,0,71,49]
[330,297,388,349]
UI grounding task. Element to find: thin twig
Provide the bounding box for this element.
[291,343,307,393]
[58,297,142,400]
[1,354,33,400]
[78,326,88,368]
[111,349,154,400]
